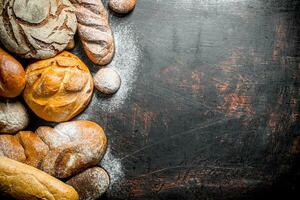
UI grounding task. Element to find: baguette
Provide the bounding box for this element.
[0,156,79,200]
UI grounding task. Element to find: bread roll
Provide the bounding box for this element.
[0,48,25,98]
[0,120,107,179]
[0,0,77,59]
[0,99,29,134]
[67,167,110,200]
[0,156,79,200]
[70,0,115,65]
[23,51,93,122]
[94,68,121,94]
[109,0,137,14]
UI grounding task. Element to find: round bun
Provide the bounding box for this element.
[0,99,29,134]
[23,51,94,122]
[0,0,77,59]
[109,0,137,14]
[0,48,25,98]
[94,68,121,94]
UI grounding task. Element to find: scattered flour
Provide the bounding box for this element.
[100,145,124,188]
[80,22,141,115]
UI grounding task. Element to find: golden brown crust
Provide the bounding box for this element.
[109,0,137,14]
[0,156,79,200]
[0,120,107,179]
[23,51,94,122]
[0,47,25,98]
[70,0,115,65]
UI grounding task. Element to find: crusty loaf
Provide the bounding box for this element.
[0,120,107,179]
[67,167,110,200]
[23,51,94,122]
[109,0,137,14]
[0,47,25,98]
[0,0,77,59]
[70,0,115,65]
[0,156,79,200]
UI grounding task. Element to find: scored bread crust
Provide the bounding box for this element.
[70,0,115,65]
[0,120,107,179]
[0,0,77,59]
[0,156,79,200]
[23,51,94,122]
[0,47,25,98]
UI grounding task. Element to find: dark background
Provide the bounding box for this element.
[3,0,300,199]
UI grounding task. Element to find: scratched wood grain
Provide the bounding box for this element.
[2,0,300,199]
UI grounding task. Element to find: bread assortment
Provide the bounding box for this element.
[70,0,115,65]
[0,0,138,198]
[109,0,137,14]
[23,51,94,122]
[0,120,107,179]
[0,99,29,134]
[0,156,79,200]
[0,0,77,59]
[0,48,25,98]
[67,167,110,200]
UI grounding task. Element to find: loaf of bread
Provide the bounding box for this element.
[0,120,107,179]
[23,51,94,122]
[0,99,29,134]
[67,167,110,200]
[109,0,137,14]
[0,0,77,59]
[0,48,25,98]
[70,0,115,65]
[0,156,79,200]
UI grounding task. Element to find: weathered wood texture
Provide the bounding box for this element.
[2,0,300,199]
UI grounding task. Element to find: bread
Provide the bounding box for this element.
[109,0,137,14]
[67,167,110,200]
[0,99,29,134]
[70,0,115,65]
[0,48,25,98]
[0,0,77,59]
[23,51,94,122]
[0,156,79,200]
[66,39,76,50]
[0,120,107,179]
[94,68,121,94]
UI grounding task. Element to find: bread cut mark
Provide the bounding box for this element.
[17,24,37,56]
[1,9,18,45]
[58,14,75,32]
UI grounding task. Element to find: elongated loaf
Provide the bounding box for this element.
[70,0,115,65]
[0,156,79,200]
[0,120,107,179]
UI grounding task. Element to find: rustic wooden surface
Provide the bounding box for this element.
[3,0,300,199]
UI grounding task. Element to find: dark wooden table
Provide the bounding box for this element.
[27,0,300,199]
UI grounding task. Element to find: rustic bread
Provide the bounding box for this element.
[109,0,137,14]
[67,167,110,200]
[0,156,79,200]
[23,51,94,122]
[0,0,77,59]
[0,48,25,98]
[70,0,115,65]
[0,120,107,179]
[0,99,29,134]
